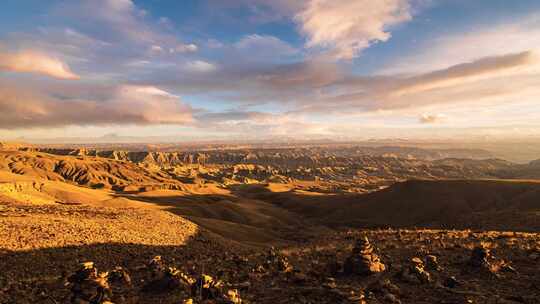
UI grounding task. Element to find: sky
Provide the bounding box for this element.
[1,0,540,142]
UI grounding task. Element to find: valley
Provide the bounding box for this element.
[1,144,539,303]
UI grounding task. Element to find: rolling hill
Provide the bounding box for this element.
[237,179,540,231]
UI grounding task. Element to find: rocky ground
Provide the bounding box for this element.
[1,222,539,303]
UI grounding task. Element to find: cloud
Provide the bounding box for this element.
[295,0,412,60]
[0,84,192,129]
[137,50,540,119]
[381,14,540,74]
[1,0,539,139]
[391,51,538,97]
[194,34,298,66]
[0,50,79,79]
[185,60,217,73]
[173,43,198,53]
[0,0,206,84]
[322,51,540,111]
[53,0,197,60]
[57,0,151,43]
[196,111,276,124]
[203,0,305,24]
[257,60,343,89]
[193,110,325,137]
[150,45,164,53]
[234,34,298,58]
[419,113,446,124]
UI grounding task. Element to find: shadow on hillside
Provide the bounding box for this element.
[112,191,329,245]
[109,180,540,245]
[0,229,248,302]
[227,181,540,232]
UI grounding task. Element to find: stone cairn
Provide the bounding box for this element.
[344,236,386,275]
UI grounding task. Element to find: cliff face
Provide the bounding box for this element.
[26,147,500,167]
[28,149,209,166]
[2,147,527,195]
[0,150,187,191]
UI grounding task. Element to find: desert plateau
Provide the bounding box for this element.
[1,143,540,303]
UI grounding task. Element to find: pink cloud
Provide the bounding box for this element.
[0,50,79,80]
[0,84,193,129]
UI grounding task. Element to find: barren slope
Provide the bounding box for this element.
[237,180,540,231]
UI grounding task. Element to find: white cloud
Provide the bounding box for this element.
[185,60,217,73]
[295,0,412,60]
[0,50,79,80]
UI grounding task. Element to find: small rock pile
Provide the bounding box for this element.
[66,257,242,304]
[399,257,431,284]
[469,246,518,275]
[143,256,243,303]
[67,262,113,304]
[142,256,193,294]
[344,236,386,275]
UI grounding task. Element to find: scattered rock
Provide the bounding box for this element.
[443,276,459,289]
[382,291,401,304]
[107,266,132,303]
[190,274,241,303]
[347,292,367,304]
[499,261,517,274]
[322,277,337,289]
[291,272,308,285]
[399,257,431,284]
[226,289,242,304]
[528,252,539,260]
[67,262,111,304]
[425,255,441,271]
[469,246,492,269]
[142,256,192,294]
[266,247,294,273]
